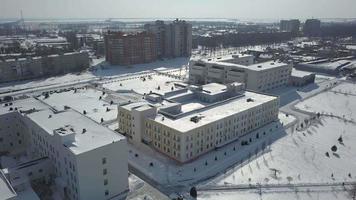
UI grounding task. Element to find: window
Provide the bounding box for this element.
[103,169,107,175]
[105,190,109,196]
[102,158,107,164]
[104,179,108,185]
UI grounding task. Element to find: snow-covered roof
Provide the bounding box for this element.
[26,108,125,155]
[151,91,277,133]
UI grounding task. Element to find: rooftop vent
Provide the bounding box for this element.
[48,115,52,118]
[257,65,262,68]
[82,128,87,134]
[190,115,203,123]
[271,63,275,65]
[247,98,254,102]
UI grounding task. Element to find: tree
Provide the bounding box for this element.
[338,136,343,144]
[190,187,197,198]
[331,145,337,152]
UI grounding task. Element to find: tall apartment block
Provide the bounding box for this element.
[144,19,192,58]
[118,82,280,163]
[189,54,292,92]
[280,19,300,33]
[104,31,157,65]
[303,19,321,37]
[0,98,129,200]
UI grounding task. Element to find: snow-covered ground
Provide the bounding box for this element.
[197,80,356,200]
[205,117,356,186]
[296,82,356,121]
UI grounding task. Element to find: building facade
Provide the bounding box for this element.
[144,19,192,58]
[118,83,280,163]
[303,19,321,37]
[189,55,292,92]
[280,19,300,33]
[0,98,129,200]
[104,31,157,66]
[0,52,89,83]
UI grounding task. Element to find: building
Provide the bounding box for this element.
[118,82,280,163]
[0,97,129,200]
[189,54,292,92]
[0,52,89,83]
[289,69,316,86]
[104,31,157,65]
[303,19,321,37]
[144,19,192,58]
[280,19,300,33]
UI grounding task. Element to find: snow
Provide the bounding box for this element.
[40,88,118,123]
[296,82,356,121]
[127,113,295,186]
[102,73,183,95]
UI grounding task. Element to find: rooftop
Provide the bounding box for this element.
[27,107,125,155]
[151,91,277,133]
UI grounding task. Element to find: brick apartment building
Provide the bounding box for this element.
[104,31,157,66]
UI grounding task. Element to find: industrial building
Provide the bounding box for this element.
[189,54,292,92]
[118,82,279,163]
[0,97,128,200]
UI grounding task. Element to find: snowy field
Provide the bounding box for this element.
[296,82,356,121]
[197,81,356,200]
[205,117,356,186]
[198,189,352,200]
[40,87,118,123]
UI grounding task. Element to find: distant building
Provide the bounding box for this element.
[280,19,300,33]
[289,69,316,86]
[303,19,321,37]
[118,82,280,163]
[104,31,157,65]
[189,54,292,92]
[144,19,192,58]
[0,52,89,83]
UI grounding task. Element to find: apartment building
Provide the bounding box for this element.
[144,19,192,58]
[0,98,128,200]
[118,82,279,163]
[189,54,292,92]
[0,52,89,83]
[104,31,157,65]
[280,19,300,33]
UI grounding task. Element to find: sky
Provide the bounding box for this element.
[0,0,356,20]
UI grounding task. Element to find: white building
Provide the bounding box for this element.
[189,54,292,92]
[118,82,279,163]
[0,97,128,200]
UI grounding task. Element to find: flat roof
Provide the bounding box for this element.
[0,97,49,116]
[201,83,227,95]
[195,58,289,71]
[151,91,277,132]
[27,108,125,155]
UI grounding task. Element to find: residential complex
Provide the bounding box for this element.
[280,19,300,33]
[0,52,89,83]
[118,82,279,163]
[144,19,193,58]
[303,19,321,37]
[104,31,157,66]
[0,97,128,200]
[189,54,292,92]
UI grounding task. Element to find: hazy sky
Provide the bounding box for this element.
[1,0,356,20]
